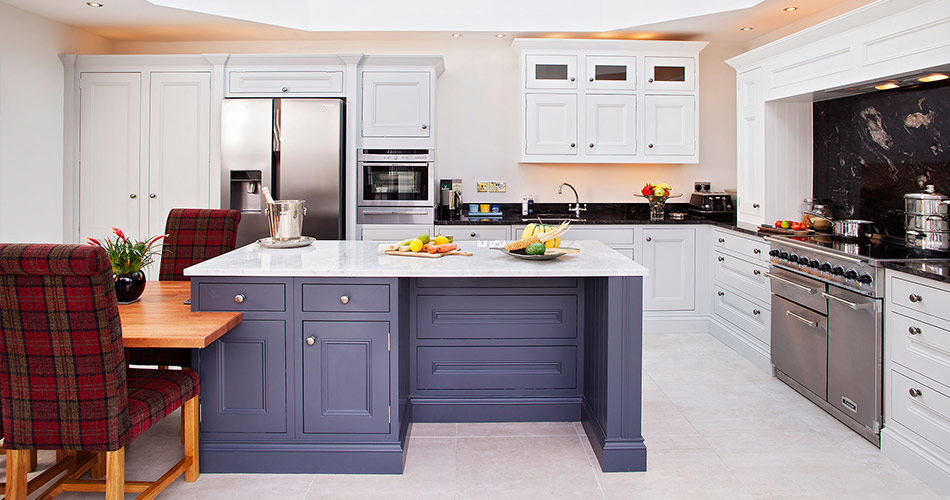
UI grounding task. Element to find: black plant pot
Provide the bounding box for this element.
[114,271,146,304]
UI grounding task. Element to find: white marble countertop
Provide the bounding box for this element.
[184,240,648,278]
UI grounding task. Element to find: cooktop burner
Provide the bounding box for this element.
[780,234,942,261]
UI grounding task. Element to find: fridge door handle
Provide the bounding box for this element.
[273,106,281,152]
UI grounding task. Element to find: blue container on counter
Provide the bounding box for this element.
[490,204,501,213]
[468,203,481,213]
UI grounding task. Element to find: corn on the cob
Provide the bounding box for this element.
[505,221,571,251]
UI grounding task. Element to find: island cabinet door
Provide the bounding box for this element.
[301,321,391,434]
[199,319,288,433]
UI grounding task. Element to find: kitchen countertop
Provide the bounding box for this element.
[883,260,950,284]
[185,240,648,278]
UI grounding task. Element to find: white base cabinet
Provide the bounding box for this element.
[639,227,696,311]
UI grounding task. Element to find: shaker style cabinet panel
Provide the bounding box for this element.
[645,57,695,91]
[585,94,637,155]
[525,55,578,89]
[640,227,696,311]
[736,69,765,221]
[584,56,636,91]
[525,93,578,155]
[644,95,696,156]
[361,72,431,137]
[78,72,142,243]
[147,72,212,242]
[228,70,343,95]
[199,320,288,433]
[301,321,391,434]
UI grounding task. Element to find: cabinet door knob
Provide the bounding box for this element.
[129,193,137,199]
[646,236,652,242]
[717,256,724,262]
[569,77,575,82]
[909,326,922,335]
[570,143,576,148]
[340,295,350,304]
[718,238,725,243]
[753,248,762,255]
[752,203,760,209]
[647,143,654,149]
[717,291,724,296]
[648,77,655,83]
[306,336,316,346]
[589,143,594,148]
[753,269,761,276]
[909,387,922,398]
[909,293,922,303]
[753,309,761,316]
[421,124,428,130]
[281,87,289,92]
[149,193,157,199]
[234,294,246,304]
[470,232,476,237]
[589,77,594,82]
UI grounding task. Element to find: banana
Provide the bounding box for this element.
[522,223,536,240]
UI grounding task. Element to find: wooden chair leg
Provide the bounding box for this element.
[180,408,186,444]
[105,448,125,500]
[5,449,32,500]
[91,450,106,479]
[183,396,199,482]
[29,449,38,472]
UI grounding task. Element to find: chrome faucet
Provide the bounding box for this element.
[558,182,587,218]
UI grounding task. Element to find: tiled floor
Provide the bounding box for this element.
[11,332,948,499]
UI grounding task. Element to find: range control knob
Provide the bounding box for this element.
[769,249,780,257]
[820,262,832,272]
[858,274,873,284]
[809,259,820,268]
[779,251,790,260]
[799,256,811,265]
[789,253,799,263]
[844,269,859,280]
[831,266,845,276]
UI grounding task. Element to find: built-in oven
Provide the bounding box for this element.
[358,149,435,208]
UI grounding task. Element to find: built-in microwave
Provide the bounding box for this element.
[357,149,435,208]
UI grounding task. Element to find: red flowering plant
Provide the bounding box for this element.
[87,227,166,275]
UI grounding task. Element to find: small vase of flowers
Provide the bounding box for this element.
[88,227,166,304]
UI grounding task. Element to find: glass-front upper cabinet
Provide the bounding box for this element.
[525,55,577,89]
[585,56,636,91]
[645,57,695,91]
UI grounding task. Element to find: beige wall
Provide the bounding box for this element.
[112,38,743,205]
[0,3,111,242]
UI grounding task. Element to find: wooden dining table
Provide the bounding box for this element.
[118,281,242,348]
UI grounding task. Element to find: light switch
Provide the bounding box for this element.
[489,182,507,193]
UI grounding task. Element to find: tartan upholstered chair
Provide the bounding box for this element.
[0,244,199,500]
[128,208,241,369]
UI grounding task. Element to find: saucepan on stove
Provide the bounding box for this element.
[805,211,876,240]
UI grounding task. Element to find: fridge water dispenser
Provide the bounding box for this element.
[230,171,262,213]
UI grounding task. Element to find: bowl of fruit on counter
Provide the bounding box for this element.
[492,222,578,260]
[635,183,681,221]
[380,233,472,258]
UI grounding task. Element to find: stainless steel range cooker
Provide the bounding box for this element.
[765,234,936,446]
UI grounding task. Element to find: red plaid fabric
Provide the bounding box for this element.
[127,368,198,439]
[158,208,241,281]
[0,244,198,451]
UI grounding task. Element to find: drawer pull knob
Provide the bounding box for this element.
[753,309,761,315]
[718,238,725,243]
[753,269,761,276]
[340,295,350,304]
[306,336,315,346]
[717,291,724,296]
[234,294,246,304]
[909,388,922,398]
[470,232,477,237]
[646,237,652,242]
[909,326,922,335]
[281,87,289,93]
[752,203,760,209]
[909,293,922,303]
[753,248,762,255]
[718,256,724,262]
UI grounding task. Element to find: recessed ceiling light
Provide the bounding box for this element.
[86,2,103,6]
[919,73,948,83]
[783,6,799,11]
[739,27,754,31]
[495,34,506,38]
[875,83,900,90]
[451,33,462,37]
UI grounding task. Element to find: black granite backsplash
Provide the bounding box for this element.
[813,80,950,237]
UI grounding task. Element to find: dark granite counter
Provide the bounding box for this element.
[883,261,950,285]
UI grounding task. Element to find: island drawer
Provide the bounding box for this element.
[198,282,286,312]
[416,346,578,390]
[415,294,577,339]
[302,284,390,313]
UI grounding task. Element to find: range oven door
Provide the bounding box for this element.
[358,162,433,207]
[824,286,883,434]
[771,294,829,400]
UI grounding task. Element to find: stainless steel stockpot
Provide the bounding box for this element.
[905,185,950,216]
[833,219,876,240]
[905,214,950,232]
[906,229,950,252]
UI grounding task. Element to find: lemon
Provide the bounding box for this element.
[409,239,424,252]
[434,235,450,245]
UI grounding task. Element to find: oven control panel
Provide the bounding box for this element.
[768,246,882,297]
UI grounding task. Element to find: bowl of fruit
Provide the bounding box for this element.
[636,183,681,221]
[493,222,575,260]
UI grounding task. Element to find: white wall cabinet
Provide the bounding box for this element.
[735,69,765,222]
[514,39,706,164]
[640,227,696,311]
[525,94,578,155]
[361,71,431,138]
[644,95,695,157]
[228,70,343,95]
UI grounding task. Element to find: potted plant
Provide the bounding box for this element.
[88,227,166,303]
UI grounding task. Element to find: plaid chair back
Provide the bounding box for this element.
[0,244,131,451]
[158,208,242,281]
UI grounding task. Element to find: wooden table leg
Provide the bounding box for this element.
[183,396,199,482]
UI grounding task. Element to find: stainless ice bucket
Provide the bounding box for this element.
[265,200,306,240]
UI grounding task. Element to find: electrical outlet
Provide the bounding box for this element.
[489,181,507,193]
[476,182,488,192]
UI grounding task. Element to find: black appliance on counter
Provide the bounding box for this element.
[438,178,463,221]
[688,192,735,223]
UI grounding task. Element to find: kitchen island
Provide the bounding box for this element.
[184,240,648,474]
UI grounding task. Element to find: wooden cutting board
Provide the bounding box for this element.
[757,225,815,236]
[384,250,473,258]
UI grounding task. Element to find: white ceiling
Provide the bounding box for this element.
[0,0,872,42]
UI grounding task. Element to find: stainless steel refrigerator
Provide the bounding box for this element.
[222,98,345,246]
